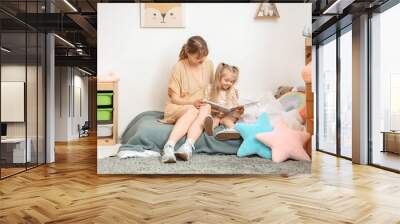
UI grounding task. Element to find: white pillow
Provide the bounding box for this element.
[238,91,305,131]
[270,109,305,131]
[239,91,285,124]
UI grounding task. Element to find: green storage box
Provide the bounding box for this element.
[97,108,113,121]
[97,92,113,106]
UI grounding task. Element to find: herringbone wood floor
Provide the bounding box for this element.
[0,136,399,224]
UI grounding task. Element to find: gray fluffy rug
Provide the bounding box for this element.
[97,154,311,176]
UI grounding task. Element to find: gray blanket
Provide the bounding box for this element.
[119,111,242,154]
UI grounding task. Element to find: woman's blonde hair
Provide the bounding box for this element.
[179,36,209,60]
[209,62,239,104]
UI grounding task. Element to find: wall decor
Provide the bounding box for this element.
[255,2,279,19]
[140,3,185,28]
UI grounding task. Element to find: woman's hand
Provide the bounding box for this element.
[211,108,219,114]
[211,108,224,117]
[170,92,195,106]
[193,99,205,109]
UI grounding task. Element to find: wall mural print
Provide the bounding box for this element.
[140,3,185,28]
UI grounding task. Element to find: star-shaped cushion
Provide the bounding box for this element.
[235,113,273,159]
[256,120,311,163]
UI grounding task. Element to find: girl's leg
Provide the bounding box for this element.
[220,116,237,129]
[167,105,199,144]
[215,116,241,141]
[186,104,211,142]
[204,115,219,136]
[212,117,220,129]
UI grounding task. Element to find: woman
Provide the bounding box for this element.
[159,36,214,163]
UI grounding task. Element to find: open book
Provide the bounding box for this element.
[204,99,259,113]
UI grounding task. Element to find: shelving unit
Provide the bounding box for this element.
[304,37,313,158]
[97,81,118,146]
[305,37,312,64]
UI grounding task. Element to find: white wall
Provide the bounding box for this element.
[75,74,89,124]
[55,67,89,141]
[72,73,89,138]
[55,67,69,141]
[98,3,311,135]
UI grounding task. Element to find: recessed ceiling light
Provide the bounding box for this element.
[54,34,75,48]
[78,67,93,76]
[323,0,354,15]
[63,0,78,12]
[1,47,11,53]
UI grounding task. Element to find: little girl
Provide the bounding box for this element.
[204,62,243,140]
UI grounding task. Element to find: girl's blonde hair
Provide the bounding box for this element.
[179,36,209,61]
[209,62,239,104]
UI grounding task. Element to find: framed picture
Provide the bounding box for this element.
[140,3,185,28]
[255,3,280,19]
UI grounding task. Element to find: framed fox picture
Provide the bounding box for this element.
[140,3,185,28]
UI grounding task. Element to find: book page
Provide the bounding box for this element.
[204,99,259,113]
[204,100,231,113]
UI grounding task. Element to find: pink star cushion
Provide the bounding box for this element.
[256,120,311,163]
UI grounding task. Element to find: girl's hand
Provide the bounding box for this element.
[235,106,245,114]
[216,111,226,118]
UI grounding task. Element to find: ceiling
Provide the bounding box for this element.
[0,0,100,73]
[311,0,392,44]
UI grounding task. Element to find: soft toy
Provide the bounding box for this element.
[235,113,273,159]
[256,120,311,163]
[274,86,293,99]
[278,91,306,112]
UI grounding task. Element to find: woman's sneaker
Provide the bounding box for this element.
[204,115,214,136]
[175,142,194,161]
[161,144,176,163]
[215,128,241,141]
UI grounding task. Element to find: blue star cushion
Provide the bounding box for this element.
[235,113,273,159]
